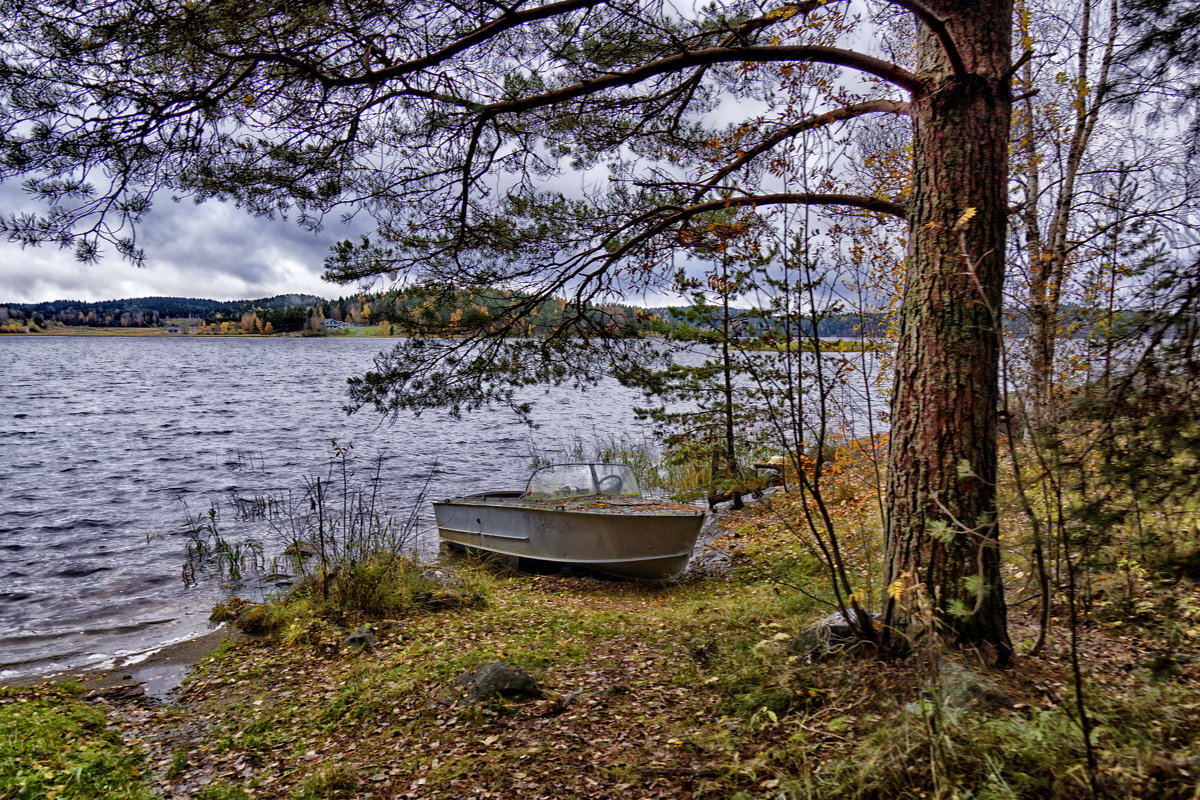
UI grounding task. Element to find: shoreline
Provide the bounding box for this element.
[1,330,405,338]
[0,627,239,699]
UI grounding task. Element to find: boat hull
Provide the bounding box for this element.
[433,497,705,581]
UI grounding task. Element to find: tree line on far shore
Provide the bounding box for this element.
[1,288,1162,340]
[0,287,905,339]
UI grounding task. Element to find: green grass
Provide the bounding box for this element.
[323,325,394,336]
[10,551,1199,799]
[192,782,252,800]
[7,449,1199,800]
[3,326,185,337]
[255,555,491,636]
[0,683,155,800]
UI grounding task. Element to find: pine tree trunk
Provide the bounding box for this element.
[884,2,1014,664]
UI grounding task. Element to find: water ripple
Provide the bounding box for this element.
[0,336,662,680]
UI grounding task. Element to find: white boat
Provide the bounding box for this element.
[433,463,706,580]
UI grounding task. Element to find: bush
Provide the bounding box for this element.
[287,556,489,620]
[218,558,491,639]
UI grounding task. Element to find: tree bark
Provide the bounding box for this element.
[884,1,1014,664]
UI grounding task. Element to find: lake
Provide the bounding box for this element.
[0,335,883,680]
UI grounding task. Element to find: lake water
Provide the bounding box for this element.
[0,336,883,680]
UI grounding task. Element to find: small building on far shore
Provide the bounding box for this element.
[322,319,355,330]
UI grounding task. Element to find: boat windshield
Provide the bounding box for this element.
[524,463,641,500]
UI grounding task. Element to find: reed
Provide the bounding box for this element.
[179,443,487,624]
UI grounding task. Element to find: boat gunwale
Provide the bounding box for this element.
[433,496,705,517]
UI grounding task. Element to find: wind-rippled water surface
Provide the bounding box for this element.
[0,336,656,679]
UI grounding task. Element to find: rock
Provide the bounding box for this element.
[209,596,255,623]
[688,638,720,665]
[787,610,881,661]
[937,659,1014,712]
[235,603,273,635]
[374,620,406,636]
[449,660,545,705]
[422,567,465,590]
[284,540,318,558]
[84,683,156,706]
[342,624,377,653]
[905,659,1015,715]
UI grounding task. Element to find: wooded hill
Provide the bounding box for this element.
[0,294,323,331]
[1,290,894,338]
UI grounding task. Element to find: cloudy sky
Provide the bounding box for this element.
[0,178,699,307]
[0,182,360,304]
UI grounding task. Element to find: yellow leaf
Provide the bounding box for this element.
[887,579,907,601]
[954,207,977,230]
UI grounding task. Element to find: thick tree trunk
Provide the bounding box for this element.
[884,2,1014,664]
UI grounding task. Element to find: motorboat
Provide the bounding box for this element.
[433,463,705,580]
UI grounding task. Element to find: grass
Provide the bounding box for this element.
[2,326,183,336]
[211,555,492,642]
[5,445,1199,799]
[5,553,1199,798]
[0,683,155,799]
[108,565,841,797]
[323,325,397,337]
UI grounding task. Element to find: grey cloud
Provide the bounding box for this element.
[0,184,361,303]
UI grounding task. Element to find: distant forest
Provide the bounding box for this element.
[0,289,892,338]
[0,294,324,333]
